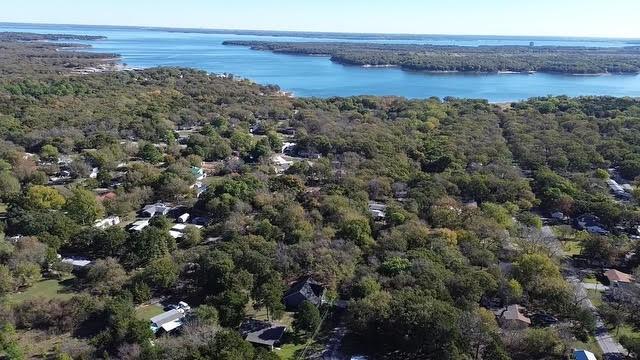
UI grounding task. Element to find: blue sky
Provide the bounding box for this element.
[2,0,640,38]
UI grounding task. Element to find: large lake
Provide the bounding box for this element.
[2,23,640,102]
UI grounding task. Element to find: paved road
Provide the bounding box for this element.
[558,253,626,354]
[322,326,348,360]
[544,225,626,356]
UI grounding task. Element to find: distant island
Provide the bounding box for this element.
[224,40,640,75]
[0,31,106,41]
[0,32,120,76]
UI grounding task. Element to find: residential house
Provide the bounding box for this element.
[191,166,206,181]
[169,223,203,239]
[604,269,634,284]
[192,181,207,198]
[129,219,150,232]
[240,319,286,350]
[283,277,325,310]
[272,154,294,174]
[607,179,632,200]
[368,201,387,221]
[498,304,531,329]
[150,309,187,334]
[277,127,296,136]
[298,150,321,159]
[575,215,608,235]
[94,216,121,229]
[142,203,172,218]
[61,257,92,269]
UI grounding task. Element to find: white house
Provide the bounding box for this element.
[149,302,190,334]
[129,219,150,232]
[94,216,121,229]
[61,257,92,268]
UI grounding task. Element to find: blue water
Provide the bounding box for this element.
[2,23,640,102]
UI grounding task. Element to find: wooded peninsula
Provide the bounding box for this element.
[224,40,640,74]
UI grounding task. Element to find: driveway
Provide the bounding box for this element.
[323,326,348,360]
[565,270,626,355]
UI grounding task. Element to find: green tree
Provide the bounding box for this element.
[85,258,128,295]
[254,272,286,321]
[620,335,640,360]
[141,256,178,290]
[125,227,174,267]
[65,187,105,225]
[13,261,42,288]
[0,171,20,201]
[182,225,203,247]
[504,279,523,304]
[210,331,255,359]
[0,323,24,360]
[139,143,164,164]
[519,328,564,358]
[194,304,219,325]
[94,297,153,351]
[130,281,152,304]
[339,214,374,247]
[39,144,59,162]
[25,185,65,210]
[0,265,15,296]
[595,168,609,179]
[293,301,321,334]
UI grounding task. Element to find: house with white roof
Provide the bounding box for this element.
[129,219,150,232]
[150,309,187,334]
[94,216,121,230]
[61,257,92,269]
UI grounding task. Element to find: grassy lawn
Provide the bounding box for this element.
[587,290,603,307]
[613,324,640,343]
[135,303,165,320]
[6,276,75,304]
[244,302,295,327]
[276,341,310,359]
[562,240,582,257]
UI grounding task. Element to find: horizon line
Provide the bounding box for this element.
[1,21,639,41]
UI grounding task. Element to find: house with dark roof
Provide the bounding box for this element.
[575,214,608,235]
[283,277,325,310]
[142,203,172,218]
[240,319,286,350]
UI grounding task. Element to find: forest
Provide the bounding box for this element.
[0,33,639,360]
[0,32,117,78]
[224,40,640,74]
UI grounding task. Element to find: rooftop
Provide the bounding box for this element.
[240,319,286,347]
[573,349,597,360]
[500,304,531,324]
[604,269,634,283]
